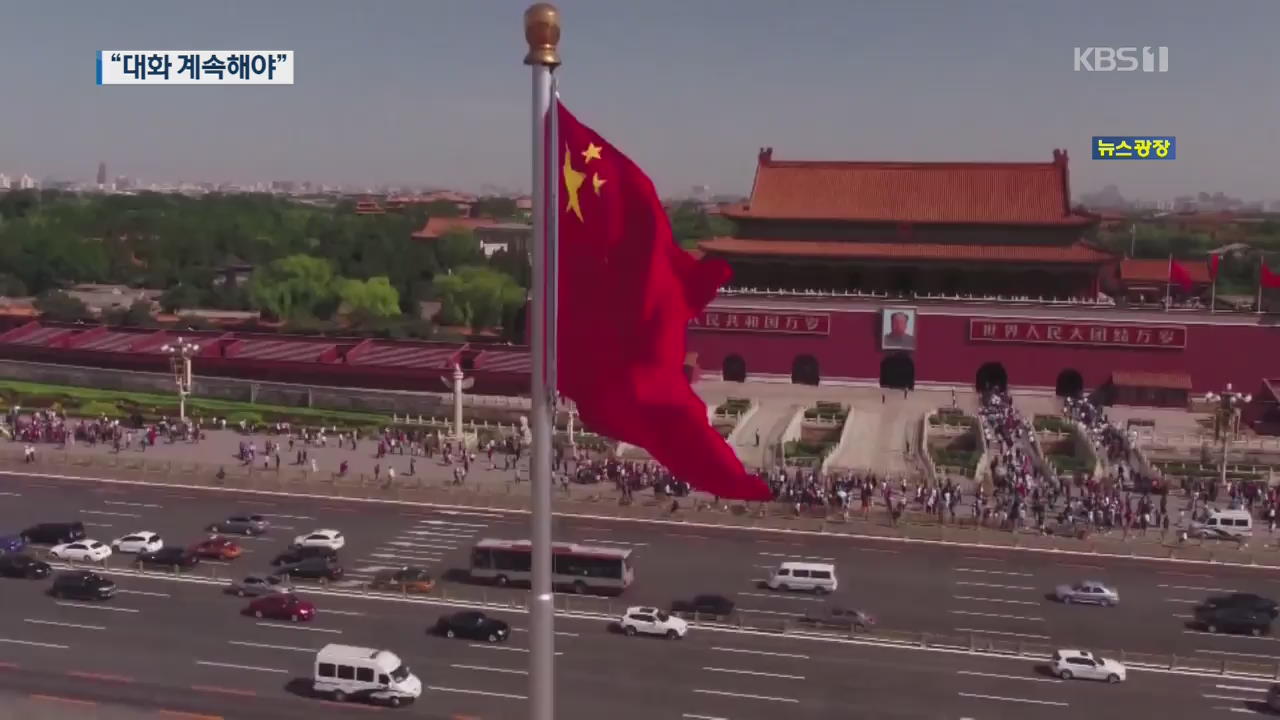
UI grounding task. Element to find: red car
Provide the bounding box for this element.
[191,536,243,560]
[243,594,315,622]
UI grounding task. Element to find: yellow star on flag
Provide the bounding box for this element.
[582,143,603,163]
[563,145,585,222]
[592,172,607,195]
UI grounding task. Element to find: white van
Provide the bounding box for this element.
[766,561,838,594]
[313,643,422,707]
[1191,508,1253,539]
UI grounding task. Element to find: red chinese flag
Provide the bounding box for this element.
[1208,254,1221,281]
[1168,259,1195,291]
[1261,262,1280,289]
[554,103,770,501]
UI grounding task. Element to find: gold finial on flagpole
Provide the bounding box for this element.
[523,3,561,67]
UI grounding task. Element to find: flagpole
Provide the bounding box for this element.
[1165,254,1172,311]
[524,6,560,720]
[1258,255,1265,315]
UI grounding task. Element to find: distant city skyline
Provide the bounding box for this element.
[1,1,1278,199]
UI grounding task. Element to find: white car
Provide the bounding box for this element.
[1051,649,1126,683]
[620,606,689,639]
[111,531,163,554]
[293,529,345,550]
[49,540,113,563]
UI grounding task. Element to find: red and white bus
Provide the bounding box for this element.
[468,538,634,595]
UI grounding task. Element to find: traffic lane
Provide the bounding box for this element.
[11,472,1280,657]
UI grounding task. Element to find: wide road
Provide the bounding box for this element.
[0,471,1276,718]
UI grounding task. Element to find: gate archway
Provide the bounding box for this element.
[791,354,820,386]
[722,354,747,383]
[975,362,1008,393]
[879,354,915,390]
[1055,368,1084,398]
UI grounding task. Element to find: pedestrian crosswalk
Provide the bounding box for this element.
[339,511,497,586]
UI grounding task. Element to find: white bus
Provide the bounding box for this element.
[469,538,634,595]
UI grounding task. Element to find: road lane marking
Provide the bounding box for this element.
[1165,598,1201,603]
[954,628,1050,640]
[450,664,528,675]
[386,541,457,550]
[693,689,798,703]
[949,610,1043,621]
[509,628,579,637]
[195,660,288,674]
[0,491,20,496]
[116,589,170,597]
[263,514,314,520]
[227,640,316,652]
[418,519,489,528]
[1183,631,1280,642]
[1158,571,1214,579]
[1058,563,1102,571]
[466,644,563,655]
[67,670,134,683]
[954,581,1034,591]
[30,694,95,707]
[1210,706,1265,715]
[273,525,296,531]
[0,638,69,649]
[436,509,505,518]
[959,692,1067,707]
[956,670,1058,683]
[1214,684,1268,692]
[399,530,473,539]
[1159,584,1238,593]
[712,647,808,659]
[83,523,114,528]
[581,539,648,546]
[24,619,106,631]
[737,608,801,616]
[952,596,1040,606]
[703,666,805,680]
[103,501,161,508]
[954,568,1034,577]
[1205,693,1262,702]
[1197,650,1280,660]
[368,552,443,561]
[757,552,835,560]
[79,510,141,518]
[737,591,824,603]
[428,685,527,700]
[191,684,258,697]
[682,715,728,720]
[961,556,1001,562]
[320,609,365,616]
[158,711,223,720]
[254,623,342,634]
[853,547,900,554]
[54,602,139,613]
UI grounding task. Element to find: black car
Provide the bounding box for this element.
[271,545,338,566]
[50,571,116,600]
[0,553,52,579]
[1194,603,1273,636]
[21,522,86,545]
[276,556,344,581]
[1202,593,1280,618]
[670,594,736,617]
[136,547,200,570]
[434,611,510,642]
[796,606,876,632]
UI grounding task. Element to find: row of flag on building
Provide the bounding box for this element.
[1166,254,1280,292]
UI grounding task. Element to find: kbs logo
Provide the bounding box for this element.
[1073,46,1168,72]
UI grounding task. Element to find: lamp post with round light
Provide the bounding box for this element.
[1204,383,1252,492]
[160,337,200,422]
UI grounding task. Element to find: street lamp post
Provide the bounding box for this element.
[1204,383,1252,492]
[160,337,200,422]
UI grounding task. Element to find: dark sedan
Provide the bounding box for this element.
[0,553,51,579]
[796,606,876,632]
[271,545,338,566]
[1201,593,1280,618]
[21,522,86,545]
[434,611,510,643]
[670,594,736,617]
[136,547,200,570]
[276,556,343,581]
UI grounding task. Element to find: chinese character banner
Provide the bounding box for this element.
[968,318,1186,349]
[689,310,831,335]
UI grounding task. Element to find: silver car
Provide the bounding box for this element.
[225,573,291,597]
[1055,580,1119,606]
[208,514,269,536]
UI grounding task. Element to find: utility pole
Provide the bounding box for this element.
[161,337,200,422]
[1204,383,1252,493]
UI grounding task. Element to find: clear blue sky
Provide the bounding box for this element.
[1,0,1277,201]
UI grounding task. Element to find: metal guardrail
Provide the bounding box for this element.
[43,554,1280,681]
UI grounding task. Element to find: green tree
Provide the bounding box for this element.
[435,228,484,270]
[34,290,91,322]
[423,200,461,218]
[667,201,732,249]
[0,273,27,297]
[158,283,203,313]
[247,254,336,321]
[335,276,401,324]
[433,266,525,330]
[471,196,519,219]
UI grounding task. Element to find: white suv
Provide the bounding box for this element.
[1051,649,1126,683]
[620,606,689,639]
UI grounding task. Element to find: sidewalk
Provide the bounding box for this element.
[5,432,1279,569]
